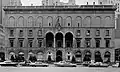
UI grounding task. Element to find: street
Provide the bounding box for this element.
[0,66,120,72]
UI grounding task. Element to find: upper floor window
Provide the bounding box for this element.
[86,30,90,36]
[38,40,42,47]
[76,30,80,36]
[105,39,110,48]
[28,39,33,47]
[28,30,33,36]
[38,30,42,36]
[96,30,100,36]
[10,30,14,36]
[76,39,81,48]
[85,39,91,47]
[19,40,23,47]
[9,39,14,47]
[19,30,23,37]
[49,23,51,26]
[68,23,70,26]
[106,30,110,36]
[95,39,100,48]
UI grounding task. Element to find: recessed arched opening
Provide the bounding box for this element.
[18,52,25,62]
[75,51,82,62]
[0,52,5,62]
[56,50,62,62]
[104,51,111,63]
[46,32,54,47]
[95,51,103,62]
[55,32,63,48]
[83,51,91,62]
[65,32,73,47]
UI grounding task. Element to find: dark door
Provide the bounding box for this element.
[56,50,62,62]
[0,52,5,61]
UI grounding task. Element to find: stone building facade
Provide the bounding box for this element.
[3,5,116,62]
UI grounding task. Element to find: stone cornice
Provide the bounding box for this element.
[3,5,117,11]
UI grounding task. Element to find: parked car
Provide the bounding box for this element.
[29,61,49,67]
[112,62,119,68]
[18,60,31,66]
[89,62,109,67]
[0,60,18,67]
[82,61,91,67]
[54,61,77,67]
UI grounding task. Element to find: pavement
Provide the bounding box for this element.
[0,66,120,72]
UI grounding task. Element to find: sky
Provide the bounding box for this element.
[21,0,98,6]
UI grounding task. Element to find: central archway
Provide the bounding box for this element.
[46,32,54,47]
[56,50,62,62]
[95,51,103,62]
[55,32,63,48]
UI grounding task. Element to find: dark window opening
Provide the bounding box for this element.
[38,40,42,47]
[10,30,14,36]
[106,39,110,48]
[76,39,81,48]
[106,30,110,36]
[28,30,33,36]
[19,40,23,47]
[86,30,90,36]
[96,30,100,36]
[28,40,33,47]
[10,40,14,47]
[85,39,91,48]
[68,23,70,26]
[96,39,100,48]
[77,30,80,36]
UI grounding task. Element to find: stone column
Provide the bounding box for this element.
[73,37,75,48]
[54,37,55,48]
[63,37,65,48]
[44,38,46,47]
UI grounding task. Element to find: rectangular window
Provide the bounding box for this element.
[68,56,70,60]
[106,39,110,48]
[96,39,100,48]
[86,30,90,36]
[38,40,42,47]
[10,40,14,47]
[76,39,81,48]
[85,39,91,47]
[10,30,14,36]
[77,30,80,36]
[38,30,42,36]
[96,30,100,36]
[19,30,23,37]
[106,30,110,36]
[28,30,33,36]
[19,40,23,47]
[28,40,33,47]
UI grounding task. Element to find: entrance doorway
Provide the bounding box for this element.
[0,52,5,61]
[56,50,62,62]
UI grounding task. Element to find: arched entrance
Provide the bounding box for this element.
[75,51,82,62]
[55,32,63,48]
[95,51,103,62]
[83,51,91,62]
[0,52,5,61]
[104,51,111,63]
[46,32,54,47]
[56,50,62,62]
[65,32,73,47]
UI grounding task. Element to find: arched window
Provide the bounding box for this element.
[36,16,43,27]
[8,16,15,27]
[66,16,72,27]
[94,16,101,27]
[105,16,112,27]
[47,16,53,27]
[76,17,82,27]
[83,16,91,27]
[18,16,24,27]
[28,16,34,27]
[55,16,63,27]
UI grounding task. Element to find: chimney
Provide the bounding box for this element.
[93,2,95,5]
[100,2,102,5]
[87,2,88,5]
[31,3,33,6]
